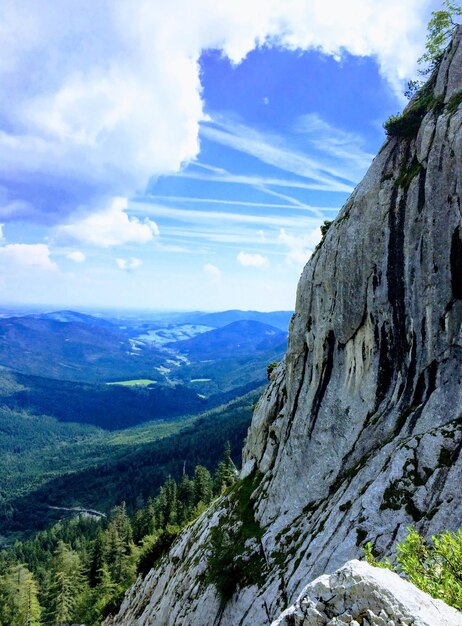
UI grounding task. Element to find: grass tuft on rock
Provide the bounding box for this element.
[206,472,266,606]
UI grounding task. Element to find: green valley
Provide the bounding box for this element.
[0,307,286,541]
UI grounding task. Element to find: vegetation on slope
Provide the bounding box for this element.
[0,449,237,626]
[206,471,265,606]
[384,0,462,138]
[364,527,462,610]
[0,388,261,539]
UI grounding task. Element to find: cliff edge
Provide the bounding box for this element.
[105,27,462,626]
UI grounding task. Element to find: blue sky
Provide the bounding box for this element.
[0,0,442,311]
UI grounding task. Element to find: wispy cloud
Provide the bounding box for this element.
[157,227,272,246]
[201,117,357,191]
[294,113,375,181]
[131,201,324,230]
[154,242,199,254]
[146,195,318,211]
[252,186,325,217]
[204,263,221,284]
[174,169,353,193]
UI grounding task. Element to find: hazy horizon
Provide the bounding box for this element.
[0,303,294,317]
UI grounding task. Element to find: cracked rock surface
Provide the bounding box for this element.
[272,560,462,626]
[105,28,462,626]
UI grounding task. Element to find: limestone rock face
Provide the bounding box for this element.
[272,560,462,626]
[105,28,462,626]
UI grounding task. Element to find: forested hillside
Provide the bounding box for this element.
[0,388,261,538]
[0,449,238,626]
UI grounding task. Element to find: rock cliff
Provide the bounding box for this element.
[105,27,462,626]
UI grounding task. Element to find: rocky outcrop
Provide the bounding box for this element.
[105,28,462,626]
[273,560,462,626]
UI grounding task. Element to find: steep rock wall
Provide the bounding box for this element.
[106,28,462,626]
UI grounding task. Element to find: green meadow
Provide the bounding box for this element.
[107,378,158,387]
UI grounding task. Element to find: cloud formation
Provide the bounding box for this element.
[0,243,57,271]
[204,263,221,284]
[1,0,432,225]
[237,251,269,268]
[58,197,159,247]
[66,251,86,263]
[278,227,322,266]
[116,257,143,271]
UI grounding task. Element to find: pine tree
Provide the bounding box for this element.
[153,476,179,528]
[105,504,138,587]
[177,473,195,523]
[45,541,84,626]
[105,522,126,584]
[144,497,157,533]
[214,442,238,494]
[163,476,178,526]
[193,465,213,506]
[0,564,42,626]
[89,530,107,587]
[85,563,117,625]
[110,502,133,544]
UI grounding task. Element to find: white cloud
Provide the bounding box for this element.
[278,227,322,266]
[0,243,57,270]
[66,250,86,263]
[58,197,159,247]
[0,224,3,240]
[237,251,269,268]
[204,263,221,284]
[116,257,143,271]
[1,0,433,224]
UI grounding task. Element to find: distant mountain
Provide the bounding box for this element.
[168,320,288,359]
[172,310,293,331]
[27,309,117,328]
[0,313,288,389]
[0,317,165,382]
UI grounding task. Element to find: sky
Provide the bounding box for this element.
[0,0,443,312]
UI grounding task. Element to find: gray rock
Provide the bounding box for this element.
[104,27,462,626]
[272,560,462,626]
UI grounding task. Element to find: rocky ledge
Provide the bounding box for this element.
[273,560,462,626]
